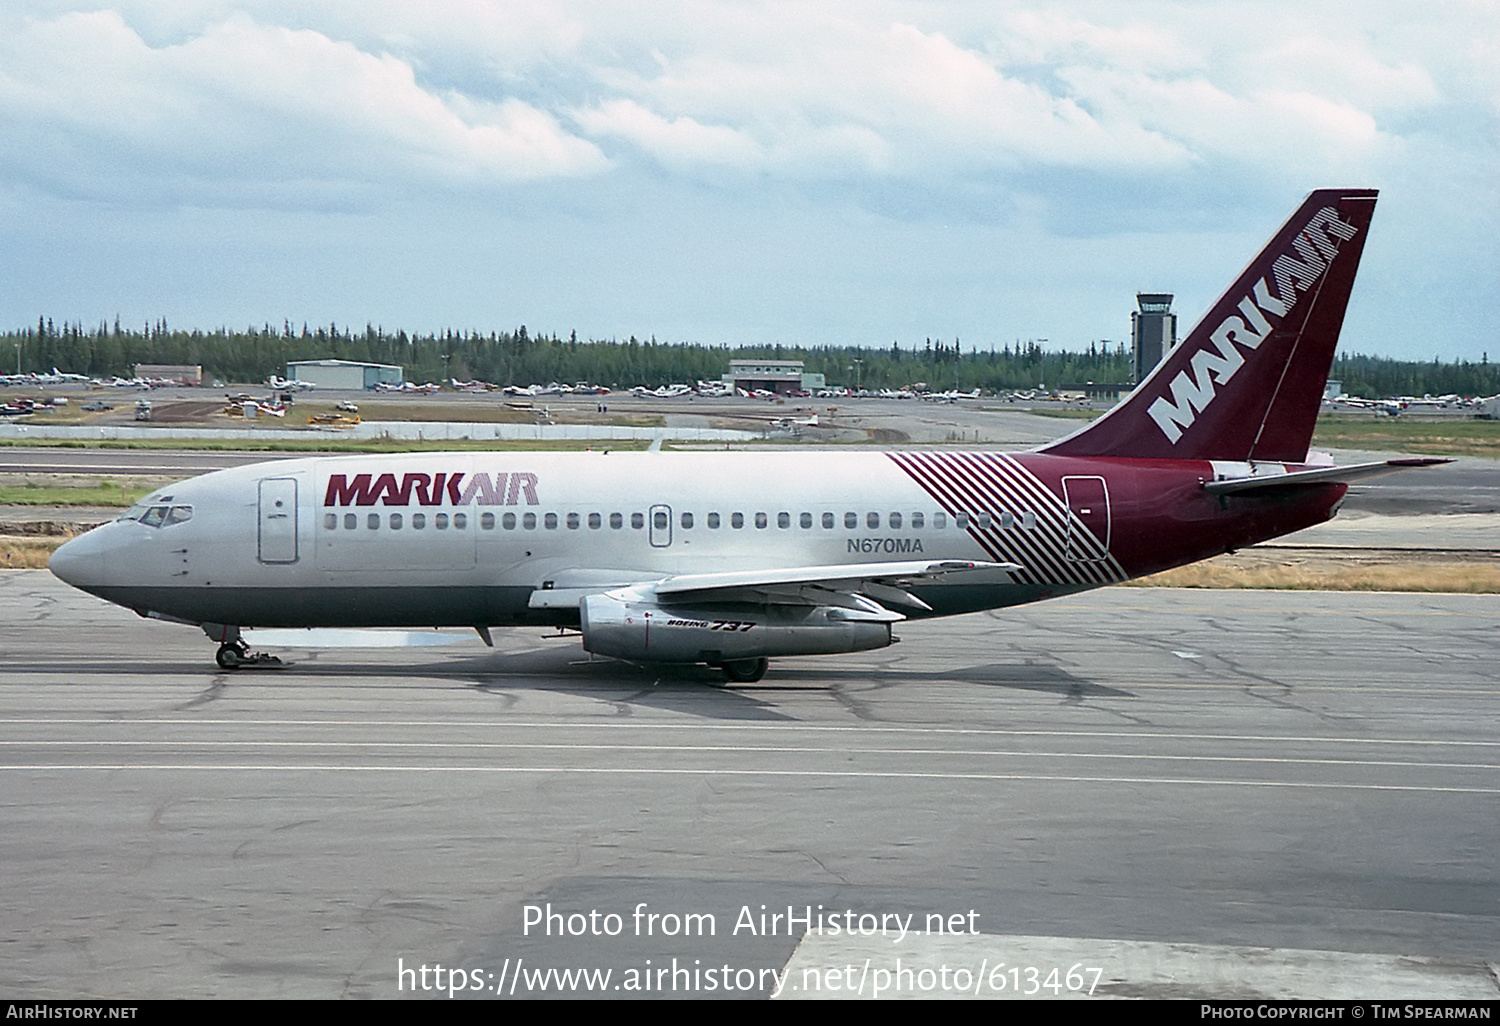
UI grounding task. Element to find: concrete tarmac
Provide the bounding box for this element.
[1,571,1496,999]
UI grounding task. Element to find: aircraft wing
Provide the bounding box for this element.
[1203,458,1452,496]
[528,559,1018,613]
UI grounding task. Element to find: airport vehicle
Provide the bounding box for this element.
[49,189,1446,679]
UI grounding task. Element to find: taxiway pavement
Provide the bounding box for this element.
[1,571,1495,999]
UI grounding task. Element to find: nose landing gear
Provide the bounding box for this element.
[203,624,282,670]
[213,640,282,669]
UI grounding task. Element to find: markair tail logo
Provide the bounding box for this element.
[1147,207,1359,444]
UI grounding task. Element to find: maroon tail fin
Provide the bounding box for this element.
[1041,188,1378,462]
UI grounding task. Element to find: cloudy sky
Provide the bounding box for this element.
[1,1,1494,361]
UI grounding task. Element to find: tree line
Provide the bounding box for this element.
[4,317,1494,397]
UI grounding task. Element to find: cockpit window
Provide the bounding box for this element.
[117,496,157,522]
[120,499,191,528]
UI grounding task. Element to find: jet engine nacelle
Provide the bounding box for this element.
[579,592,896,664]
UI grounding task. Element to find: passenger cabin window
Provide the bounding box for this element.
[731,513,744,529]
[412,513,426,529]
[977,512,991,530]
[844,512,857,529]
[911,512,924,529]
[523,512,536,530]
[391,513,403,529]
[778,512,790,529]
[481,512,495,530]
[436,513,449,530]
[367,513,380,530]
[889,512,902,529]
[653,510,669,530]
[822,512,835,529]
[1022,511,1036,530]
[680,512,693,529]
[631,512,644,529]
[610,513,623,529]
[800,512,812,529]
[754,512,767,529]
[324,513,337,530]
[707,512,720,529]
[867,512,880,529]
[566,512,579,529]
[545,513,558,529]
[933,512,947,529]
[955,512,970,529]
[344,513,357,530]
[1001,511,1013,530]
[589,513,602,529]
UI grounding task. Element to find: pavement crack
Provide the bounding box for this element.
[176,676,228,709]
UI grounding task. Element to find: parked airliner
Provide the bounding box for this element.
[49,189,1445,680]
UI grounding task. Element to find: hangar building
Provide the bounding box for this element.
[286,359,403,390]
[722,359,825,395]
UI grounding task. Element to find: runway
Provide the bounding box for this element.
[0,447,309,477]
[1,571,1496,999]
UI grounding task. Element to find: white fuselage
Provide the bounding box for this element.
[50,450,1117,632]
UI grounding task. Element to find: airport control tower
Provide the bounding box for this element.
[1132,293,1177,383]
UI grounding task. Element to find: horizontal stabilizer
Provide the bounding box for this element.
[1203,458,1452,496]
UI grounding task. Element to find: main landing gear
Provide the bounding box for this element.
[718,657,768,683]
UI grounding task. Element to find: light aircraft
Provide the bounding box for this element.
[49,189,1448,680]
[1332,395,1404,416]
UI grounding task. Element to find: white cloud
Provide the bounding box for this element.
[0,8,606,204]
[0,1,1492,357]
[2,2,1487,197]
[572,99,764,171]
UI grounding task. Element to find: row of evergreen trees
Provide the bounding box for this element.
[4,317,1494,397]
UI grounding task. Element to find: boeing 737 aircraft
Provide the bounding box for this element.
[49,189,1446,680]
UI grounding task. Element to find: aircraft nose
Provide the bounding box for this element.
[48,526,110,587]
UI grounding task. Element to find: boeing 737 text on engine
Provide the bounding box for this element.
[49,189,1446,680]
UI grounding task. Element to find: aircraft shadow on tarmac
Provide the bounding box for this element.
[10,641,1128,720]
[430,649,1133,713]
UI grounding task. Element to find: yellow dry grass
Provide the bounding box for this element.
[1126,551,1500,593]
[1,535,71,570]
